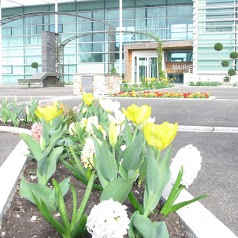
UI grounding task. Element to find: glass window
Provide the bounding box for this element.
[78,0,104,11]
[105,10,119,20]
[93,22,105,31]
[78,22,92,33]
[25,16,43,25]
[2,28,12,36]
[2,37,24,47]
[105,0,119,9]
[12,27,24,35]
[136,0,166,7]
[79,53,104,62]
[63,23,77,33]
[49,24,63,33]
[2,65,13,74]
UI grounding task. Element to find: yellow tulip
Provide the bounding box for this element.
[143,122,178,150]
[35,102,62,122]
[82,92,94,106]
[122,104,151,125]
[109,122,118,147]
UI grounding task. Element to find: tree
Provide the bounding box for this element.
[221,60,229,67]
[31,62,39,72]
[230,52,238,60]
[214,43,223,51]
[228,69,236,78]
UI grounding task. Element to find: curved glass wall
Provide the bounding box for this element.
[2,0,193,84]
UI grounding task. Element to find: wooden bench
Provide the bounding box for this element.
[18,79,44,88]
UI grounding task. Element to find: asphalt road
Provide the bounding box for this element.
[0,132,20,167]
[0,85,238,235]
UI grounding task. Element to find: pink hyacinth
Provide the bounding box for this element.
[31,122,43,143]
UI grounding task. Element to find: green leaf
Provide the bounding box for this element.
[128,192,144,214]
[52,179,71,230]
[37,146,63,185]
[92,123,104,141]
[124,119,132,146]
[71,214,87,237]
[70,184,77,230]
[1,108,10,123]
[122,133,144,172]
[69,146,87,179]
[20,133,42,161]
[41,119,50,148]
[152,222,170,238]
[100,173,137,203]
[20,178,56,211]
[164,194,208,215]
[94,140,117,187]
[144,146,171,214]
[161,167,184,215]
[133,214,153,238]
[50,177,70,208]
[32,193,67,235]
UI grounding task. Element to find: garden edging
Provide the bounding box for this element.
[0,127,237,238]
[0,127,30,228]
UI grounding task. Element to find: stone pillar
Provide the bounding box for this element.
[42,31,57,72]
[73,74,121,96]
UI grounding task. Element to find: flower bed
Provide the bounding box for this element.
[113,91,210,98]
[0,94,206,238]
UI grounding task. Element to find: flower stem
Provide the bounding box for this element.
[132,126,138,142]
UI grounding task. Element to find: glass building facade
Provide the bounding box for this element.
[0,0,237,84]
[194,0,238,76]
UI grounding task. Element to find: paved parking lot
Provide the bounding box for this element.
[1,85,238,235]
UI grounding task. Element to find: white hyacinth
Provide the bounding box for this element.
[170,144,202,188]
[79,116,99,134]
[80,137,95,169]
[87,199,130,238]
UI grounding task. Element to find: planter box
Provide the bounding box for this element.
[73,73,120,96]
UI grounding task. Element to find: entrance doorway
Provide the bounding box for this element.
[133,56,158,82]
[167,73,184,84]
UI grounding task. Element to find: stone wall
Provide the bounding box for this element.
[73,74,121,96]
[42,31,56,72]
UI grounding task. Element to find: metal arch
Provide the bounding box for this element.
[0,11,115,83]
[58,30,159,83]
[57,30,116,82]
[0,11,115,30]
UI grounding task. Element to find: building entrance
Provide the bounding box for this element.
[167,73,184,84]
[133,56,158,82]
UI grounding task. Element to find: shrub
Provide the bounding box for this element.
[31,62,39,72]
[214,42,223,51]
[228,69,236,77]
[60,103,78,125]
[230,52,238,59]
[221,60,229,67]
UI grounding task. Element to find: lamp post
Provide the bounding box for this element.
[119,0,122,77]
[0,0,2,84]
[55,0,58,34]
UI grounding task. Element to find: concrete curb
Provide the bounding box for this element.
[162,183,237,238]
[179,125,238,133]
[108,96,216,101]
[0,127,237,238]
[0,127,30,228]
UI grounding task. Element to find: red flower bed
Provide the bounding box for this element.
[113,91,210,98]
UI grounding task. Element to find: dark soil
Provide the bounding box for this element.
[0,157,190,238]
[0,121,33,130]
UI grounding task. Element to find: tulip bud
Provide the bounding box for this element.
[109,122,118,148]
